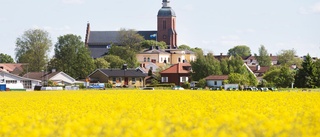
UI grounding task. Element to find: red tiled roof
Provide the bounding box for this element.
[0,63,25,75]
[160,63,191,74]
[205,75,229,80]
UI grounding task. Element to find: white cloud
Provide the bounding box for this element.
[62,0,85,4]
[299,2,320,14]
[311,2,320,13]
[0,17,7,22]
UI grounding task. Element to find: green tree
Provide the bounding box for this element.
[228,55,247,74]
[277,49,302,67]
[295,54,316,88]
[228,45,251,57]
[190,47,204,56]
[140,40,167,50]
[190,53,221,81]
[220,58,229,75]
[118,28,145,51]
[94,57,110,69]
[314,59,320,87]
[263,66,295,88]
[228,73,248,85]
[255,45,271,67]
[15,29,52,72]
[108,46,138,68]
[0,53,14,63]
[53,34,95,79]
[178,44,191,50]
[103,55,126,68]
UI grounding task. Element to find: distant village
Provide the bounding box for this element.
[0,0,319,91]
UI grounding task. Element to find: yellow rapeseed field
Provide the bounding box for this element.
[0,90,319,137]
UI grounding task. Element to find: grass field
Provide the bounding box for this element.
[0,90,319,137]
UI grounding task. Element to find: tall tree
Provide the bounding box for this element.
[190,53,221,81]
[53,34,95,79]
[277,49,302,67]
[0,53,14,63]
[108,46,138,68]
[227,45,251,57]
[118,28,144,51]
[228,55,247,74]
[15,29,52,71]
[255,45,271,67]
[103,55,126,68]
[220,58,229,75]
[94,57,110,69]
[314,59,320,87]
[140,40,167,50]
[294,54,316,88]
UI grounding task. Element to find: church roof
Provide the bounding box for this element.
[87,31,157,45]
[158,7,176,17]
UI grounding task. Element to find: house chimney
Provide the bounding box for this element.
[220,53,223,56]
[122,64,127,70]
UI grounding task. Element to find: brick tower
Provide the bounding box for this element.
[157,0,177,49]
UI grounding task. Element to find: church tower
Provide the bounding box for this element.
[157,0,177,49]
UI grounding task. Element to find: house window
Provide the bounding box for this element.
[214,81,217,85]
[132,78,136,84]
[178,58,181,62]
[151,59,156,63]
[144,57,146,62]
[163,20,166,29]
[147,57,150,62]
[21,80,32,89]
[161,77,168,82]
[180,77,188,83]
[6,80,17,84]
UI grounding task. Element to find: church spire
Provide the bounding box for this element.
[162,0,170,7]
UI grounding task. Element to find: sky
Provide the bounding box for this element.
[1,0,320,60]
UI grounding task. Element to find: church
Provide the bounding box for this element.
[85,0,196,67]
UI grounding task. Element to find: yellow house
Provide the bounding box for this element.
[136,47,197,67]
[88,69,147,88]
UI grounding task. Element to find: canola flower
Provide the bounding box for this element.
[0,90,319,137]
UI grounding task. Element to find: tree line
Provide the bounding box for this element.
[1,28,320,88]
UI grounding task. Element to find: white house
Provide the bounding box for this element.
[23,70,76,86]
[0,69,41,90]
[205,75,229,88]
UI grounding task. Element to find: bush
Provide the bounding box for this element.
[181,82,190,89]
[197,79,206,88]
[105,83,113,88]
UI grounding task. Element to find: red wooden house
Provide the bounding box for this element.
[160,63,192,86]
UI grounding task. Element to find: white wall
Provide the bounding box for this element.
[206,80,224,87]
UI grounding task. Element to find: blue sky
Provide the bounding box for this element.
[1,0,319,59]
